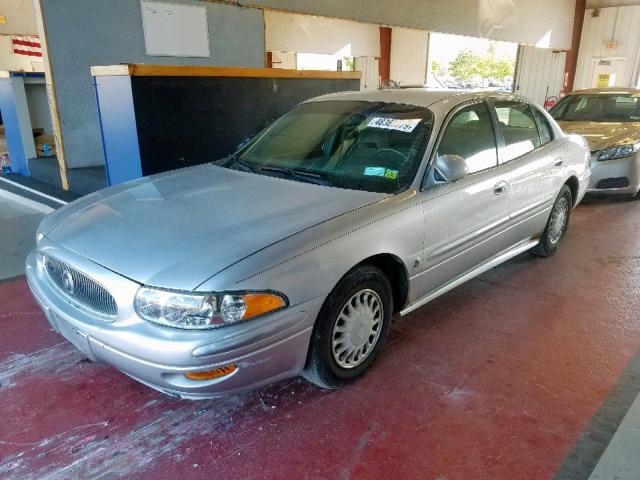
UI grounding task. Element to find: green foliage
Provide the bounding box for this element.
[448,46,515,82]
[492,58,513,79]
[342,57,355,71]
[449,50,479,81]
[431,60,441,73]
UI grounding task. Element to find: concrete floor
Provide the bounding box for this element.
[0,190,639,479]
[0,188,52,281]
[589,392,640,480]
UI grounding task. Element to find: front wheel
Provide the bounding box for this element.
[532,185,572,257]
[303,265,393,389]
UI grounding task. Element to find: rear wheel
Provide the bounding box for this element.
[532,185,572,257]
[303,265,392,389]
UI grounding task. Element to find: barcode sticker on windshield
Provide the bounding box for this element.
[368,117,421,133]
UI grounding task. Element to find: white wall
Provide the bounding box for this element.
[0,0,37,36]
[390,27,428,86]
[271,51,296,69]
[354,56,379,90]
[574,6,640,89]
[265,11,379,57]
[514,46,566,105]
[587,1,640,7]
[0,35,43,72]
[248,0,575,49]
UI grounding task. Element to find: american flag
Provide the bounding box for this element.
[12,35,42,57]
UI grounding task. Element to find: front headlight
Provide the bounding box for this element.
[134,287,287,329]
[597,142,640,161]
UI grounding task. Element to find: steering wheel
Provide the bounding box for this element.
[373,148,408,165]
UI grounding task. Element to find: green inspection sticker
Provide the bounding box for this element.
[384,169,398,179]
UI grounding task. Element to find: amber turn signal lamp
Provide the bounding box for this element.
[184,364,238,381]
[242,293,287,320]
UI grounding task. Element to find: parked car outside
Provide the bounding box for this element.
[26,90,590,399]
[550,87,640,197]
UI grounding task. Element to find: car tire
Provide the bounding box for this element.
[303,265,393,389]
[532,185,572,257]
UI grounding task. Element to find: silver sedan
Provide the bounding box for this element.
[26,90,590,399]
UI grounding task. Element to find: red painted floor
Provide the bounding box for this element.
[1,198,639,480]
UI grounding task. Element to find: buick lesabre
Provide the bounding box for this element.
[27,90,590,398]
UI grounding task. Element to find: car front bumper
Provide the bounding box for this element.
[586,153,640,196]
[25,244,323,399]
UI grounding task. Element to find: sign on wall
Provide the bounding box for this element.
[141,1,210,57]
[590,58,626,89]
[596,74,611,88]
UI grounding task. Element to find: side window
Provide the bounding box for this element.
[532,107,553,145]
[436,102,498,175]
[493,101,541,162]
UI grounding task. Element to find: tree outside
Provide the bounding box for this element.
[448,43,515,84]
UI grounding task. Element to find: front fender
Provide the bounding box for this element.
[197,190,424,308]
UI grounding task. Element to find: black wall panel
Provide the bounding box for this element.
[131,76,360,176]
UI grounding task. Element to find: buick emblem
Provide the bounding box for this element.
[61,268,75,295]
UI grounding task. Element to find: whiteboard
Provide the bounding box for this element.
[141,1,210,57]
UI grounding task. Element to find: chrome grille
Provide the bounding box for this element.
[43,254,118,317]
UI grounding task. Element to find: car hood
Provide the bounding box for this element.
[44,164,386,290]
[556,120,640,152]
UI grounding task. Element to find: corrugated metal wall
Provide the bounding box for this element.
[514,46,566,106]
[355,56,379,90]
[574,6,640,88]
[389,27,429,86]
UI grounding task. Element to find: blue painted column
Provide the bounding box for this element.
[0,73,35,176]
[93,75,142,186]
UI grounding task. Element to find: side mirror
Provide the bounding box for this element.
[434,154,469,182]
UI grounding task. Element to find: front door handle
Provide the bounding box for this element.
[493,181,508,195]
[554,157,565,167]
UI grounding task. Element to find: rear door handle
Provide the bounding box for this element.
[493,181,508,195]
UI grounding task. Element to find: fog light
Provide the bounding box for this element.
[184,364,237,381]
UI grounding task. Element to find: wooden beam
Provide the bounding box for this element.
[89,65,133,77]
[34,0,69,191]
[91,64,361,80]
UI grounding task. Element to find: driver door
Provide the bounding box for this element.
[416,101,511,297]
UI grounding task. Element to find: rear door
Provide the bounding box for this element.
[490,100,564,246]
[417,101,511,297]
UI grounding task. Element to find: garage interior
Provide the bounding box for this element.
[1,1,640,479]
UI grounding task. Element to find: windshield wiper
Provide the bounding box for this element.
[258,166,336,187]
[217,154,254,172]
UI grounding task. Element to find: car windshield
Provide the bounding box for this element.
[219,100,434,194]
[550,93,640,122]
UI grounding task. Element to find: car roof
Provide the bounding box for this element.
[308,88,534,113]
[566,87,640,96]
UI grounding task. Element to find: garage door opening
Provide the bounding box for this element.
[427,32,517,91]
[264,11,380,90]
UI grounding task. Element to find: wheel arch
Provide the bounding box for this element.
[564,175,580,207]
[350,253,410,314]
